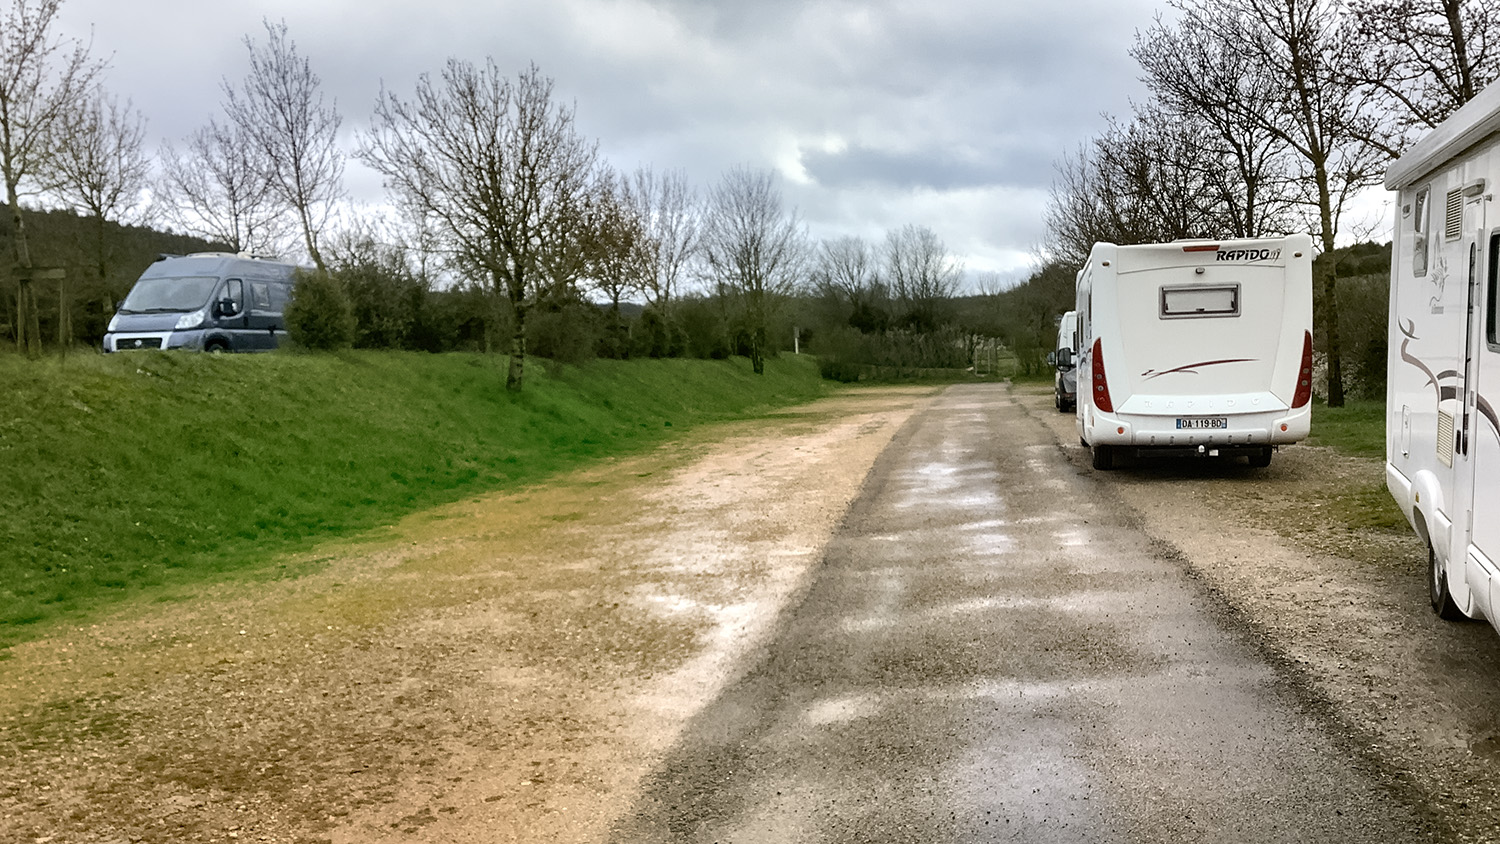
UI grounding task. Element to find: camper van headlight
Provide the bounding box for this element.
[106,313,119,332]
[175,309,206,330]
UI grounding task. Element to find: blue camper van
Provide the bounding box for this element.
[104,253,299,353]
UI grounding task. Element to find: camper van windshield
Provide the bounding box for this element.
[118,276,220,313]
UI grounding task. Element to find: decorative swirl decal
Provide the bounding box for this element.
[1140,358,1256,380]
[1399,319,1444,404]
[1479,393,1500,438]
[1399,319,1497,438]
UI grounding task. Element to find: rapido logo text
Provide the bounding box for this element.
[1216,248,1282,262]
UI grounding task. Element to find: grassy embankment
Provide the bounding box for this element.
[0,350,829,647]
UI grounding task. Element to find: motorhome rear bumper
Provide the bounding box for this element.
[1085,406,1310,447]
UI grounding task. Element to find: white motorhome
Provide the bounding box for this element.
[1049,310,1079,412]
[1384,82,1500,628]
[1075,236,1315,470]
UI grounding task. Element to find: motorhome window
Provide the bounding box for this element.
[1160,284,1240,318]
[249,281,272,311]
[268,282,292,310]
[118,276,219,313]
[1414,187,1430,277]
[1488,232,1499,348]
[224,279,243,309]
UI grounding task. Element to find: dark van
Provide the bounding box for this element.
[104,253,299,352]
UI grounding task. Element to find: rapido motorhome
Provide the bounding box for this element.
[1384,81,1500,629]
[1075,235,1315,470]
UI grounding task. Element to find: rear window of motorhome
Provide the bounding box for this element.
[118,276,219,313]
[1160,284,1239,319]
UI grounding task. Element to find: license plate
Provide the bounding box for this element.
[1176,417,1227,430]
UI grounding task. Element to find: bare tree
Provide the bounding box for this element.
[0,0,102,356]
[1044,98,1294,268]
[813,235,877,301]
[586,171,651,315]
[621,165,699,311]
[1343,0,1500,139]
[49,92,150,281]
[1044,145,1114,267]
[883,223,961,332]
[1043,121,1202,266]
[158,119,286,255]
[1148,0,1392,406]
[812,235,889,333]
[698,166,806,374]
[359,59,601,389]
[1134,11,1300,239]
[223,18,344,272]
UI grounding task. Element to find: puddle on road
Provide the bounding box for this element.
[802,693,882,727]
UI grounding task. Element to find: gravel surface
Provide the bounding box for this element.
[2,381,1498,842]
[1018,381,1500,843]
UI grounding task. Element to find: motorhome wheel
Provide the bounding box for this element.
[1429,543,1465,620]
[1091,444,1114,471]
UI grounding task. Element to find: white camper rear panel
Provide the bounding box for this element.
[1079,236,1313,449]
[1110,259,1300,409]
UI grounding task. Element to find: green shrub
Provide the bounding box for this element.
[632,306,686,358]
[677,296,732,359]
[526,297,601,364]
[285,270,356,351]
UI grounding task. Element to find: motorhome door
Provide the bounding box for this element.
[1471,232,1500,610]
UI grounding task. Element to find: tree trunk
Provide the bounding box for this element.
[507,299,527,391]
[57,277,71,353]
[1314,166,1345,408]
[8,191,40,358]
[22,281,40,358]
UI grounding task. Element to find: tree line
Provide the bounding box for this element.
[1044,0,1499,407]
[0,0,981,386]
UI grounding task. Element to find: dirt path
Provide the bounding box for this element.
[5,381,1500,843]
[0,386,938,844]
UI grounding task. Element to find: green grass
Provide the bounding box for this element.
[1307,398,1387,459]
[0,350,829,644]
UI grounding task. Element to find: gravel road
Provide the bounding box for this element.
[2,381,1499,842]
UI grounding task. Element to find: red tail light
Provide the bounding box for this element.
[1292,330,1313,408]
[1091,337,1113,413]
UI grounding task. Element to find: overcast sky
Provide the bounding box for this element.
[57,0,1176,285]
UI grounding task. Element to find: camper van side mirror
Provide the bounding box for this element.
[1047,351,1057,367]
[215,298,239,318]
[1054,348,1074,370]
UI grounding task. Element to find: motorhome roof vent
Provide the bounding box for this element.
[1446,187,1463,240]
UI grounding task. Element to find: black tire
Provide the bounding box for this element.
[1091,444,1114,470]
[1430,542,1465,620]
[1247,446,1273,468]
[204,340,229,354]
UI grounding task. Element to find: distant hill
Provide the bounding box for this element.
[0,205,228,347]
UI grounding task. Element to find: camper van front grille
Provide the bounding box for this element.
[1446,188,1463,240]
[114,337,162,350]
